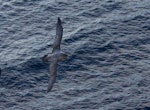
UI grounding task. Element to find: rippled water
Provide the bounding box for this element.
[0,0,150,110]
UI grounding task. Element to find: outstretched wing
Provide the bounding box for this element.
[52,17,63,53]
[47,60,58,92]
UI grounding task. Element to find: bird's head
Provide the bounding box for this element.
[42,54,49,62]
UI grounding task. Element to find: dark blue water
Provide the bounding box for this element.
[0,0,150,110]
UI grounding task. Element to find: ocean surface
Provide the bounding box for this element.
[0,0,150,110]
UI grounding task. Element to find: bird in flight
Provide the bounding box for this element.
[42,17,68,92]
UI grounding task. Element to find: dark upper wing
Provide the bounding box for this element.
[52,17,63,53]
[47,60,58,92]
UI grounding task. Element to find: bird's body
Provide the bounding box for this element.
[42,17,67,92]
[44,50,67,62]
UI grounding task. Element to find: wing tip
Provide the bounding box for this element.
[47,85,52,93]
[56,17,63,34]
[58,17,61,23]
